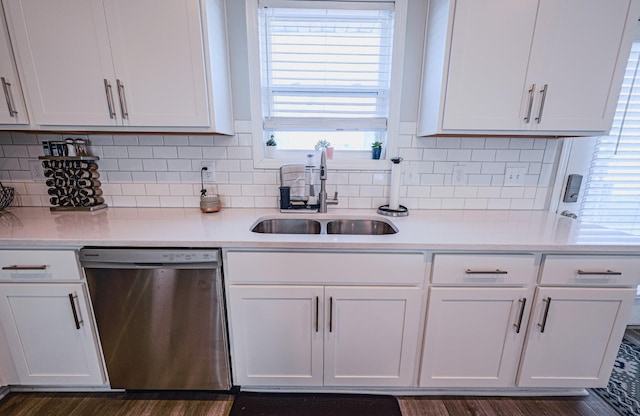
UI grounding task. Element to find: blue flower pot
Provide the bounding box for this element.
[372,147,381,159]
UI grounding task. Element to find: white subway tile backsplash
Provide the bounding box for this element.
[436,137,461,149]
[202,146,227,159]
[156,172,182,183]
[118,159,143,171]
[188,136,214,146]
[132,172,157,182]
[122,184,147,195]
[153,146,178,159]
[178,146,203,159]
[136,196,161,207]
[167,159,193,172]
[520,150,545,162]
[348,172,373,185]
[142,159,167,171]
[509,138,534,149]
[159,196,185,208]
[447,149,472,161]
[484,138,510,149]
[163,135,189,146]
[0,124,561,210]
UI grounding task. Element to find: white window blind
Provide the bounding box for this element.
[579,42,640,236]
[257,0,394,150]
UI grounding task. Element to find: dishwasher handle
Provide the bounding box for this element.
[81,261,218,270]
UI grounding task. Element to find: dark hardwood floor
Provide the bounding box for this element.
[0,391,620,416]
[1,327,637,416]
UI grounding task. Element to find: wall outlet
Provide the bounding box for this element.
[200,160,216,183]
[452,165,467,185]
[28,159,45,181]
[504,167,526,186]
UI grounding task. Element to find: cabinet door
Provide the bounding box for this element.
[0,10,28,125]
[526,0,635,132]
[3,0,117,126]
[441,0,539,131]
[518,287,636,388]
[103,0,210,127]
[420,287,530,387]
[324,286,422,387]
[228,285,324,387]
[0,283,104,385]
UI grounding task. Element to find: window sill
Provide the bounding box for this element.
[254,154,392,171]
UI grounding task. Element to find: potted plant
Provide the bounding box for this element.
[265,135,277,158]
[371,141,383,159]
[315,139,333,159]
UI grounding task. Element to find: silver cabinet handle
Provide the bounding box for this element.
[524,83,536,123]
[535,84,548,123]
[2,265,47,270]
[329,296,333,333]
[577,269,622,276]
[68,293,83,330]
[116,79,129,120]
[315,296,319,333]
[537,297,551,333]
[103,79,116,119]
[514,297,527,334]
[465,269,508,275]
[1,77,18,117]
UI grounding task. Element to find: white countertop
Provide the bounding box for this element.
[0,207,639,252]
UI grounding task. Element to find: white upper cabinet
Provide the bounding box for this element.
[0,5,28,126]
[418,0,640,137]
[3,0,233,132]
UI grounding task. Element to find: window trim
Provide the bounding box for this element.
[245,0,407,170]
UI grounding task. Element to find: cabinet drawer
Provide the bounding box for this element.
[0,250,81,280]
[225,251,426,285]
[540,255,640,286]
[432,254,536,285]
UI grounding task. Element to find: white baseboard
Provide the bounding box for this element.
[238,386,589,397]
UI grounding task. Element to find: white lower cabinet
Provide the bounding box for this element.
[517,286,636,388]
[228,285,323,387]
[228,284,422,388]
[0,283,104,385]
[419,287,530,387]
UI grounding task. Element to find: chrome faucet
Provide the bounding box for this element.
[318,148,338,213]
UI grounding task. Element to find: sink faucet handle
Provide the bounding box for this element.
[327,191,339,205]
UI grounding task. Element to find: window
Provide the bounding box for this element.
[246,0,406,167]
[579,42,640,236]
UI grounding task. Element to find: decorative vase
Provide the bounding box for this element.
[372,147,381,160]
[266,146,277,158]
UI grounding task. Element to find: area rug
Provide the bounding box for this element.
[228,392,402,416]
[593,338,640,416]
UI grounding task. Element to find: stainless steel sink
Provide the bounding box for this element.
[326,219,397,235]
[251,218,322,234]
[250,217,397,235]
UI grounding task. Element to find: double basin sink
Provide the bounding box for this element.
[251,217,398,235]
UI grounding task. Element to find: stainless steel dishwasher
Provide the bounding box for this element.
[80,248,231,390]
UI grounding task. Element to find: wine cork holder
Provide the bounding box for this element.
[39,156,107,212]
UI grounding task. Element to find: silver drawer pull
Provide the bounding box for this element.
[2,265,47,270]
[524,83,536,123]
[465,269,508,275]
[577,270,622,276]
[535,84,548,123]
[1,77,18,117]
